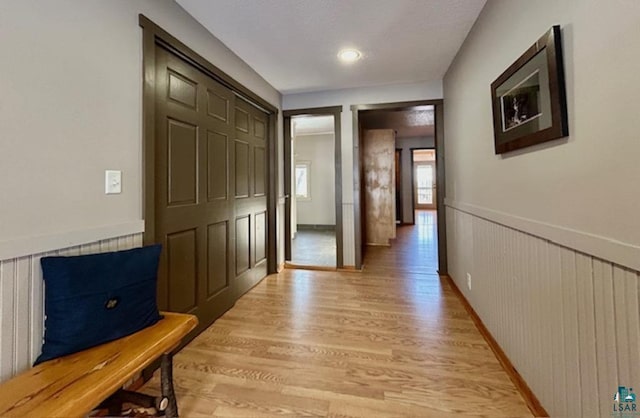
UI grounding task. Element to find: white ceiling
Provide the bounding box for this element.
[293,116,335,136]
[176,0,487,94]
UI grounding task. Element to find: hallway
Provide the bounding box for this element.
[363,210,439,275]
[143,211,531,416]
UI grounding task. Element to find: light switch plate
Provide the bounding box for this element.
[105,170,122,194]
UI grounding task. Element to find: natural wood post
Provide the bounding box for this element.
[161,353,178,417]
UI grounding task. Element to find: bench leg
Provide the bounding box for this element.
[106,398,123,416]
[161,353,178,418]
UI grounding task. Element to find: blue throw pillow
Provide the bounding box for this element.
[35,244,163,365]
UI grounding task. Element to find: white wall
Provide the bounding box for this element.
[295,133,336,225]
[444,1,640,415]
[395,136,435,223]
[283,81,443,265]
[0,0,282,261]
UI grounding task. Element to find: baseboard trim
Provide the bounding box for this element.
[338,265,362,273]
[296,224,336,231]
[444,274,549,417]
[284,262,336,272]
[283,262,363,272]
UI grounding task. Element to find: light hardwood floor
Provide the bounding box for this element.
[143,211,532,417]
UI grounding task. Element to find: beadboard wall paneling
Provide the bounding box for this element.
[342,203,355,266]
[446,206,640,417]
[0,221,145,261]
[0,233,143,382]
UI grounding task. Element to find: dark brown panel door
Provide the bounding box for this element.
[234,98,268,296]
[154,46,236,334]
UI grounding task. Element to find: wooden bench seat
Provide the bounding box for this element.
[0,312,197,418]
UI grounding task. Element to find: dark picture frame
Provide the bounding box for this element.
[491,25,568,154]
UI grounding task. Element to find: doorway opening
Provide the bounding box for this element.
[412,148,436,211]
[283,107,343,270]
[291,115,336,267]
[352,100,446,273]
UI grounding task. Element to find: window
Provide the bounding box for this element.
[295,162,311,200]
[416,164,434,204]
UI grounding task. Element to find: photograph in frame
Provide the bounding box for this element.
[490,25,568,154]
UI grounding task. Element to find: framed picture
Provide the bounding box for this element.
[491,25,568,154]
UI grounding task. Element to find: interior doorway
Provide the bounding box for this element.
[352,100,446,273]
[283,107,343,269]
[412,149,436,210]
[291,115,336,267]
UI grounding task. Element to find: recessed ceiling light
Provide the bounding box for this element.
[338,48,362,63]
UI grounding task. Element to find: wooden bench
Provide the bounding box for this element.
[0,312,197,418]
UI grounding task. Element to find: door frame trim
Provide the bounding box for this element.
[139,15,279,274]
[395,148,403,224]
[283,106,343,268]
[351,100,446,273]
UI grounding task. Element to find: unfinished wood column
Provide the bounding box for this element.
[363,129,396,246]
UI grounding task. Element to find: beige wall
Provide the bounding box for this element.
[0,0,282,261]
[444,1,640,415]
[444,0,640,269]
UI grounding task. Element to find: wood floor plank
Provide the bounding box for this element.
[142,210,531,416]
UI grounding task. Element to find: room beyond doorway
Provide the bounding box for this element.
[283,107,342,270]
[364,209,438,275]
[412,149,437,211]
[291,228,336,267]
[291,115,336,267]
[351,100,446,273]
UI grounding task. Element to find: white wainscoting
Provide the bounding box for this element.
[342,203,355,267]
[446,206,640,417]
[0,232,143,381]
